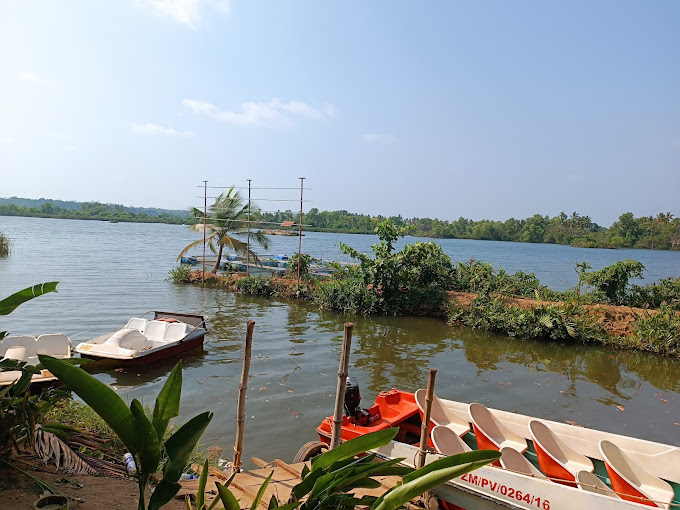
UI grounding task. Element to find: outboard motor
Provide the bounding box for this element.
[344,376,362,418]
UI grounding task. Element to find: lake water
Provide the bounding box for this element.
[1,216,679,466]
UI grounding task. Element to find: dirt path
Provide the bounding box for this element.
[1,465,185,510]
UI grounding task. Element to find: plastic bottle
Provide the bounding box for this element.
[123,452,137,474]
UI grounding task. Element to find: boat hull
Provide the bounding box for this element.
[80,332,205,367]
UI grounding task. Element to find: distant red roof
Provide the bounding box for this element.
[280,221,295,227]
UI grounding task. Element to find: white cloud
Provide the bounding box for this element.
[138,0,230,29]
[183,98,335,126]
[18,72,49,86]
[362,133,397,144]
[131,122,194,137]
[1,137,18,144]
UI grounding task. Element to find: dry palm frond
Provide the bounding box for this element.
[34,427,98,475]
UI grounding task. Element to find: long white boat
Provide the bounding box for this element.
[312,385,680,510]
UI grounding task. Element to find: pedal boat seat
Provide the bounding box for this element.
[415,389,470,437]
[500,447,545,478]
[469,403,528,456]
[529,420,593,485]
[431,425,472,456]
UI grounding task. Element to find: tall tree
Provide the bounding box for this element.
[177,188,269,273]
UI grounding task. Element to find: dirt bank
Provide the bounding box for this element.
[446,291,654,337]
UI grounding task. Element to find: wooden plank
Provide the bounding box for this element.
[273,459,305,479]
[251,457,271,468]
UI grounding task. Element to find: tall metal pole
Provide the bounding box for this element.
[330,322,353,450]
[247,179,251,277]
[202,180,207,285]
[297,177,305,286]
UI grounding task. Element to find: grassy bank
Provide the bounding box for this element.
[169,219,679,356]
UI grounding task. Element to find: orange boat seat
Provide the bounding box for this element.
[599,440,674,508]
[529,420,593,485]
[431,425,472,456]
[469,403,527,457]
[500,447,545,478]
[576,470,621,500]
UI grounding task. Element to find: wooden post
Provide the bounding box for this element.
[330,322,354,450]
[233,320,255,472]
[416,368,437,469]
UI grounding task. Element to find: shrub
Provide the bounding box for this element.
[315,277,379,314]
[167,264,192,283]
[450,259,543,297]
[287,252,312,277]
[583,259,645,305]
[628,305,680,355]
[628,277,680,311]
[0,232,9,257]
[235,275,274,297]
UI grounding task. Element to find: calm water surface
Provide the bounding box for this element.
[1,217,679,465]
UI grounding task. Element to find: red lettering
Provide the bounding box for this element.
[508,488,515,498]
[481,478,489,488]
[461,474,468,482]
[500,485,507,496]
[469,475,478,485]
[490,482,497,492]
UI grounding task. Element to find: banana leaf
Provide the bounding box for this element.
[249,471,273,510]
[372,450,500,510]
[0,282,58,316]
[216,482,241,510]
[162,411,214,483]
[152,361,182,440]
[38,355,142,453]
[130,399,161,476]
[311,428,398,471]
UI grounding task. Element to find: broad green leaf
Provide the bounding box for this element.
[372,450,500,510]
[197,458,209,510]
[268,494,278,510]
[152,361,182,440]
[163,411,214,482]
[292,466,323,500]
[270,502,300,510]
[148,478,182,510]
[13,370,34,395]
[311,428,399,471]
[0,282,58,316]
[38,355,142,453]
[216,482,241,510]
[401,450,499,483]
[249,471,273,510]
[130,399,161,476]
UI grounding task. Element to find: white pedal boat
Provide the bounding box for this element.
[0,333,73,386]
[75,311,207,367]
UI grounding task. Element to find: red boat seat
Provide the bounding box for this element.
[600,440,674,508]
[469,403,527,456]
[529,420,593,485]
[415,389,470,437]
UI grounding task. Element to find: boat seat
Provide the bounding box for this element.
[163,322,190,342]
[431,425,472,456]
[600,440,674,508]
[415,389,471,437]
[3,345,32,362]
[125,318,148,333]
[500,447,546,478]
[91,328,151,356]
[576,470,620,499]
[144,320,169,341]
[530,420,593,484]
[36,334,72,358]
[0,335,37,357]
[469,403,528,454]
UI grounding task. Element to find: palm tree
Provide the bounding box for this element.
[177,188,269,273]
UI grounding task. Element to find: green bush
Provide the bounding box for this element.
[0,232,9,257]
[628,305,680,355]
[449,296,608,344]
[235,275,274,297]
[287,252,312,277]
[167,264,192,283]
[315,277,379,314]
[450,259,543,297]
[583,259,645,305]
[628,277,680,311]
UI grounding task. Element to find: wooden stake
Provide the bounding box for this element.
[416,368,437,469]
[233,320,255,472]
[330,322,354,450]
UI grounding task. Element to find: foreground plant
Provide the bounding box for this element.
[193,428,499,510]
[38,357,213,510]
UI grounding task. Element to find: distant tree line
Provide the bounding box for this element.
[255,209,680,250]
[0,201,190,224]
[1,196,678,250]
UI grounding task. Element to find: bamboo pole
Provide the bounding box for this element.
[330,322,354,450]
[416,368,437,469]
[233,320,255,472]
[202,180,207,286]
[297,177,305,287]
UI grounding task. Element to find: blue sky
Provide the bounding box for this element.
[1,1,678,225]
